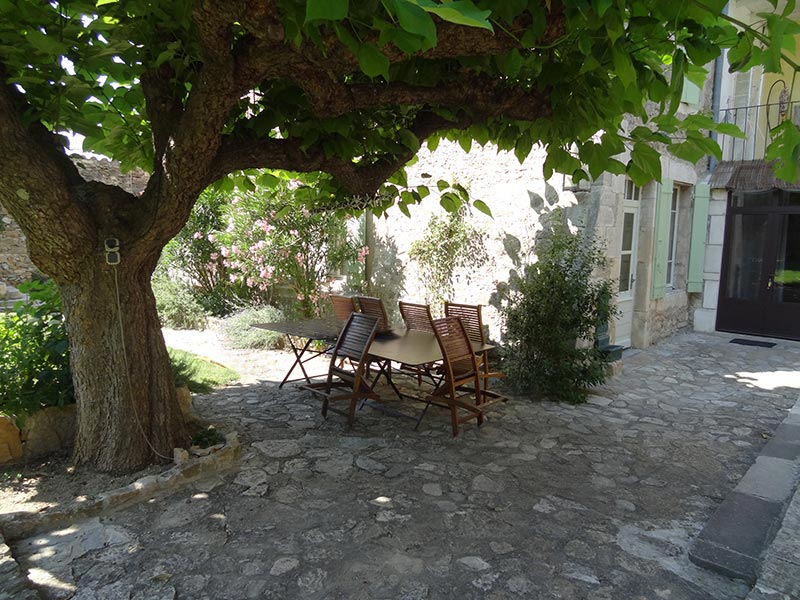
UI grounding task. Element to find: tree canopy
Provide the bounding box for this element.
[2,0,798,209]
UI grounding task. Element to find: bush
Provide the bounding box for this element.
[152,275,209,330]
[0,280,74,420]
[159,190,242,316]
[222,306,286,350]
[409,205,488,311]
[495,219,617,403]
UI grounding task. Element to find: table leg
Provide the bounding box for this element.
[279,336,314,388]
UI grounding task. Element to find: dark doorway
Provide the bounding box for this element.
[717,189,800,341]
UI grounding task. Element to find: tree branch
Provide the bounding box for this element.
[206,111,473,195]
[0,66,97,274]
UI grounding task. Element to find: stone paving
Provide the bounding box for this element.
[8,331,800,599]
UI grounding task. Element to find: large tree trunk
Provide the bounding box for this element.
[59,250,187,472]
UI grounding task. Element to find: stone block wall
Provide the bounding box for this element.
[370,140,585,340]
[0,204,36,285]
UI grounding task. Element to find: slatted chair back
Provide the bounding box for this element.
[444,302,507,408]
[332,312,379,364]
[398,301,434,333]
[329,294,357,321]
[444,302,485,345]
[430,316,483,436]
[432,317,476,378]
[355,296,390,332]
[302,312,379,427]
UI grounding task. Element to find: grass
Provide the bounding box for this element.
[168,348,239,393]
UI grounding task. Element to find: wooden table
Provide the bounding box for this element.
[366,329,495,426]
[252,318,342,388]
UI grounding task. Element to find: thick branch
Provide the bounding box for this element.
[232,2,566,96]
[0,68,96,275]
[207,112,471,195]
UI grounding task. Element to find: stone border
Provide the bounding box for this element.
[0,432,240,544]
[689,398,800,584]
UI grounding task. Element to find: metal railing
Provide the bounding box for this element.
[717,101,799,162]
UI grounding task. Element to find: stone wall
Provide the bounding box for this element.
[370,140,584,340]
[0,204,36,285]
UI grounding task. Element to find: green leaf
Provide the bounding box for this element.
[416,185,430,199]
[436,179,449,192]
[357,44,389,78]
[473,199,492,217]
[274,205,292,219]
[399,128,420,151]
[257,172,279,188]
[439,191,460,212]
[612,43,636,88]
[306,0,348,22]
[393,0,436,49]
[410,0,493,31]
[630,143,662,182]
[398,202,411,217]
[766,120,800,183]
[96,0,118,5]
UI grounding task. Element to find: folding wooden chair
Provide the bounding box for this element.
[398,301,441,386]
[302,313,380,427]
[329,294,357,321]
[426,317,485,436]
[444,301,506,406]
[355,296,390,333]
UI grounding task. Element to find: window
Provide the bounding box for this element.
[666,187,679,287]
[624,179,641,202]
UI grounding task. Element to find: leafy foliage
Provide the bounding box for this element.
[1,1,797,191]
[409,205,488,311]
[152,274,209,331]
[217,180,360,318]
[494,219,617,404]
[0,280,73,420]
[159,190,240,316]
[222,306,286,351]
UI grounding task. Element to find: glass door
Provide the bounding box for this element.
[718,194,800,340]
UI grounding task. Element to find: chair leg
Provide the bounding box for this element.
[450,404,459,437]
[321,397,329,418]
[347,398,357,427]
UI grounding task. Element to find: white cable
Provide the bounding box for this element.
[113,266,173,462]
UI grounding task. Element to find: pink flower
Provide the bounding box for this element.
[290,229,298,236]
[192,231,203,239]
[207,233,216,242]
[231,245,240,255]
[221,247,230,257]
[297,293,304,301]
[210,252,218,260]
[229,274,238,283]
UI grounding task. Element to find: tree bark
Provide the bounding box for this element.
[60,248,187,472]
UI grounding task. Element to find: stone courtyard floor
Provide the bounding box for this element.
[5,329,800,599]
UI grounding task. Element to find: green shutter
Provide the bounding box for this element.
[651,179,673,300]
[687,183,710,293]
[681,79,701,105]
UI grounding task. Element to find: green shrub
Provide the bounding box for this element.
[495,219,617,404]
[409,205,488,311]
[0,280,74,420]
[222,306,286,350]
[152,275,208,330]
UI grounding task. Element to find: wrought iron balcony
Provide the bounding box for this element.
[717,100,799,162]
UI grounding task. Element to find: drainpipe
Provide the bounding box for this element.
[364,210,374,294]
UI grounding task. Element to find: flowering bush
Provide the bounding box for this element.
[160,190,241,315]
[217,182,361,317]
